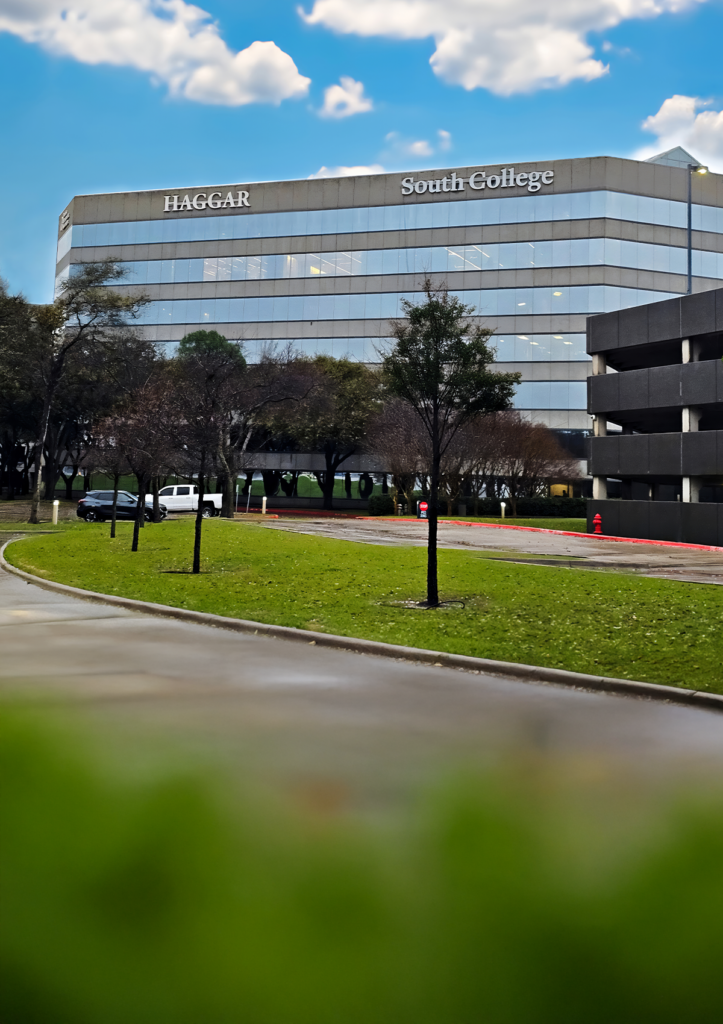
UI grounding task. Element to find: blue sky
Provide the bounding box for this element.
[2,0,723,303]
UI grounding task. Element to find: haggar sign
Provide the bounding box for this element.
[401,167,554,195]
[164,189,250,212]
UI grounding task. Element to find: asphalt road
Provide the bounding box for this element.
[3,536,723,807]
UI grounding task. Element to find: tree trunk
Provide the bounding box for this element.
[110,472,120,539]
[193,453,206,574]
[318,468,335,510]
[44,451,59,505]
[217,448,235,518]
[152,477,161,523]
[131,473,146,551]
[29,390,54,524]
[427,411,440,607]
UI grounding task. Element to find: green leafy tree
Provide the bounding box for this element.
[1,261,148,523]
[383,281,520,606]
[274,356,381,510]
[0,283,41,498]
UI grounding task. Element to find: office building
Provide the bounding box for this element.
[55,146,723,460]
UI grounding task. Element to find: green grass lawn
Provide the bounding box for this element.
[6,519,721,691]
[0,523,76,533]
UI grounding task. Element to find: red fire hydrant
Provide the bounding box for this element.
[593,513,602,534]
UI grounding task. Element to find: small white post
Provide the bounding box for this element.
[52,499,59,525]
[500,501,506,519]
[261,495,267,515]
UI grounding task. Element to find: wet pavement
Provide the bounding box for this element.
[3,536,723,805]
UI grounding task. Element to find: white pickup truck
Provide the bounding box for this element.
[158,485,223,517]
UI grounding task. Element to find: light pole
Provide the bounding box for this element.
[687,162,708,295]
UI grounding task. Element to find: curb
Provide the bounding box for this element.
[356,517,723,552]
[2,538,722,714]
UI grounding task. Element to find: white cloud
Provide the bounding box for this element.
[319,75,373,118]
[308,163,385,178]
[636,94,723,171]
[0,0,310,105]
[300,0,706,95]
[383,129,450,162]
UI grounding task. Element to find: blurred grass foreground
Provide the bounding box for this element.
[4,707,723,1024]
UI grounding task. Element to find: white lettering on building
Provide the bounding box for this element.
[402,167,554,196]
[163,189,251,213]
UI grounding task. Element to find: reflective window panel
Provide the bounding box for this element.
[157,334,588,363]
[513,381,588,410]
[136,285,679,326]
[59,190,723,255]
[99,239,723,285]
[492,334,588,360]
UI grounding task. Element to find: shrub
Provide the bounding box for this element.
[368,493,396,516]
[5,709,723,1023]
[463,496,587,518]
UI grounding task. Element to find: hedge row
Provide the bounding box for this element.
[367,496,587,518]
[468,496,588,518]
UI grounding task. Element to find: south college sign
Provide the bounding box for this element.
[401,167,555,195]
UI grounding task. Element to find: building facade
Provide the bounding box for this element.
[55,149,723,460]
[587,285,723,545]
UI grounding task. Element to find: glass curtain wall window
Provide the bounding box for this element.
[56,190,723,260]
[157,333,590,363]
[136,286,678,326]
[513,381,588,410]
[92,239,723,287]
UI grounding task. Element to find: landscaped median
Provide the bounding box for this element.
[5,518,722,692]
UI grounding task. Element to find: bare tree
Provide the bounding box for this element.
[497,414,580,515]
[22,262,148,523]
[365,399,425,512]
[108,374,177,551]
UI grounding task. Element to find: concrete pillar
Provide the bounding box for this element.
[682,407,701,432]
[682,477,702,503]
[593,415,607,437]
[592,476,607,499]
[682,338,690,363]
[592,353,606,375]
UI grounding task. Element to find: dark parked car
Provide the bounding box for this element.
[76,490,167,522]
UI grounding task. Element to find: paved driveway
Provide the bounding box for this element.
[3,538,723,805]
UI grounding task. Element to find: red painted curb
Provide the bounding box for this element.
[356,517,723,552]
